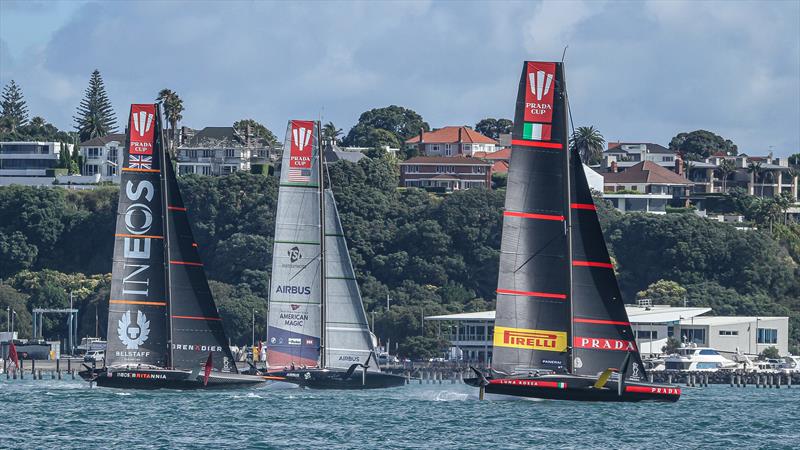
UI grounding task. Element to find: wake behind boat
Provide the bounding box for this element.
[465,62,680,403]
[264,120,404,389]
[79,104,265,390]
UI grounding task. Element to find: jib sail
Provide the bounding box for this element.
[163,144,238,373]
[267,120,323,368]
[569,148,645,380]
[106,104,168,368]
[492,62,572,375]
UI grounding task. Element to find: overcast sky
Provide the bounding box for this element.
[1,0,798,155]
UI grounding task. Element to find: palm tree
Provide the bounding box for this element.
[747,161,764,197]
[322,121,343,147]
[156,89,184,149]
[569,126,605,165]
[715,159,736,193]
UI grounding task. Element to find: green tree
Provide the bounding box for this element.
[233,119,278,147]
[747,161,764,197]
[322,121,343,146]
[74,70,117,142]
[0,284,32,338]
[1,80,29,132]
[669,130,738,160]
[569,125,605,165]
[344,105,429,148]
[760,346,780,360]
[475,118,512,139]
[156,89,185,148]
[396,335,446,360]
[661,337,681,354]
[636,280,687,306]
[715,159,736,193]
[0,231,38,279]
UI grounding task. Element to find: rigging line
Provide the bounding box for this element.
[512,232,565,274]
[287,252,321,282]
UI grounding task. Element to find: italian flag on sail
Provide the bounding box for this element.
[523,123,552,141]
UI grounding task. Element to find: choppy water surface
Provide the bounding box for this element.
[1,378,798,449]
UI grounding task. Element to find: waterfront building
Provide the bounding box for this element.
[398,156,493,191]
[405,126,498,157]
[79,133,125,181]
[599,160,693,214]
[425,305,789,363]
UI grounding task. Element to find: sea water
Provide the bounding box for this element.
[1,379,798,449]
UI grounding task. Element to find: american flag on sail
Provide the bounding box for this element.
[129,155,152,169]
[287,168,311,182]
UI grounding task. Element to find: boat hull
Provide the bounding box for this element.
[270,367,406,389]
[79,367,267,390]
[465,374,680,402]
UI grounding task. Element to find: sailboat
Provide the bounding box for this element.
[79,104,265,389]
[465,62,680,402]
[265,120,405,389]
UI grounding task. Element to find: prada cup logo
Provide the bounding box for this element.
[292,125,312,150]
[118,310,150,350]
[132,110,154,138]
[288,246,302,263]
[529,69,553,101]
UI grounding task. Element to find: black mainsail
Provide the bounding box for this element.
[469,61,679,401]
[106,104,168,368]
[492,62,571,375]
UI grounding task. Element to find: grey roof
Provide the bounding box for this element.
[80,133,125,147]
[606,143,674,154]
[186,127,243,147]
[324,147,366,163]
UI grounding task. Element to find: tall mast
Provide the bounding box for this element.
[562,64,574,374]
[158,104,174,368]
[318,121,327,369]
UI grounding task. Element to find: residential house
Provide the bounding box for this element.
[600,160,693,214]
[405,126,498,157]
[176,126,274,176]
[80,134,125,181]
[399,156,493,191]
[603,142,677,169]
[0,141,73,181]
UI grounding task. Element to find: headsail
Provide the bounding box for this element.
[569,149,645,380]
[163,145,238,373]
[267,120,322,368]
[492,62,571,375]
[106,104,168,368]
[322,190,379,371]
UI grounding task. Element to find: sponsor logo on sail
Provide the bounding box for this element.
[288,246,302,263]
[288,338,301,345]
[118,310,150,350]
[573,336,638,352]
[288,120,314,182]
[120,179,158,297]
[524,62,556,123]
[494,326,567,352]
[172,344,223,352]
[275,285,312,295]
[280,306,308,327]
[129,104,156,156]
[339,355,360,362]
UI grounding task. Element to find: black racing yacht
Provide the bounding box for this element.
[465,62,680,402]
[79,104,265,389]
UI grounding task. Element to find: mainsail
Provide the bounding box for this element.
[492,61,645,381]
[323,190,379,371]
[163,147,238,373]
[106,104,168,368]
[492,62,571,375]
[267,120,323,368]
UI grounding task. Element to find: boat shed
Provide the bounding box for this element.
[425,305,788,363]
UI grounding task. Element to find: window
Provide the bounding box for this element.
[187,150,198,158]
[202,150,215,158]
[87,148,101,157]
[636,330,658,339]
[201,166,212,175]
[680,328,706,345]
[757,328,778,344]
[436,165,454,173]
[225,149,235,158]
[445,144,452,156]
[463,144,471,152]
[719,330,738,336]
[85,164,98,175]
[699,349,719,356]
[472,166,486,174]
[667,326,674,337]
[107,148,117,160]
[404,165,419,173]
[179,165,193,175]
[430,145,440,154]
[106,165,116,177]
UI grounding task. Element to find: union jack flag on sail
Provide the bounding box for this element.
[129,155,152,169]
